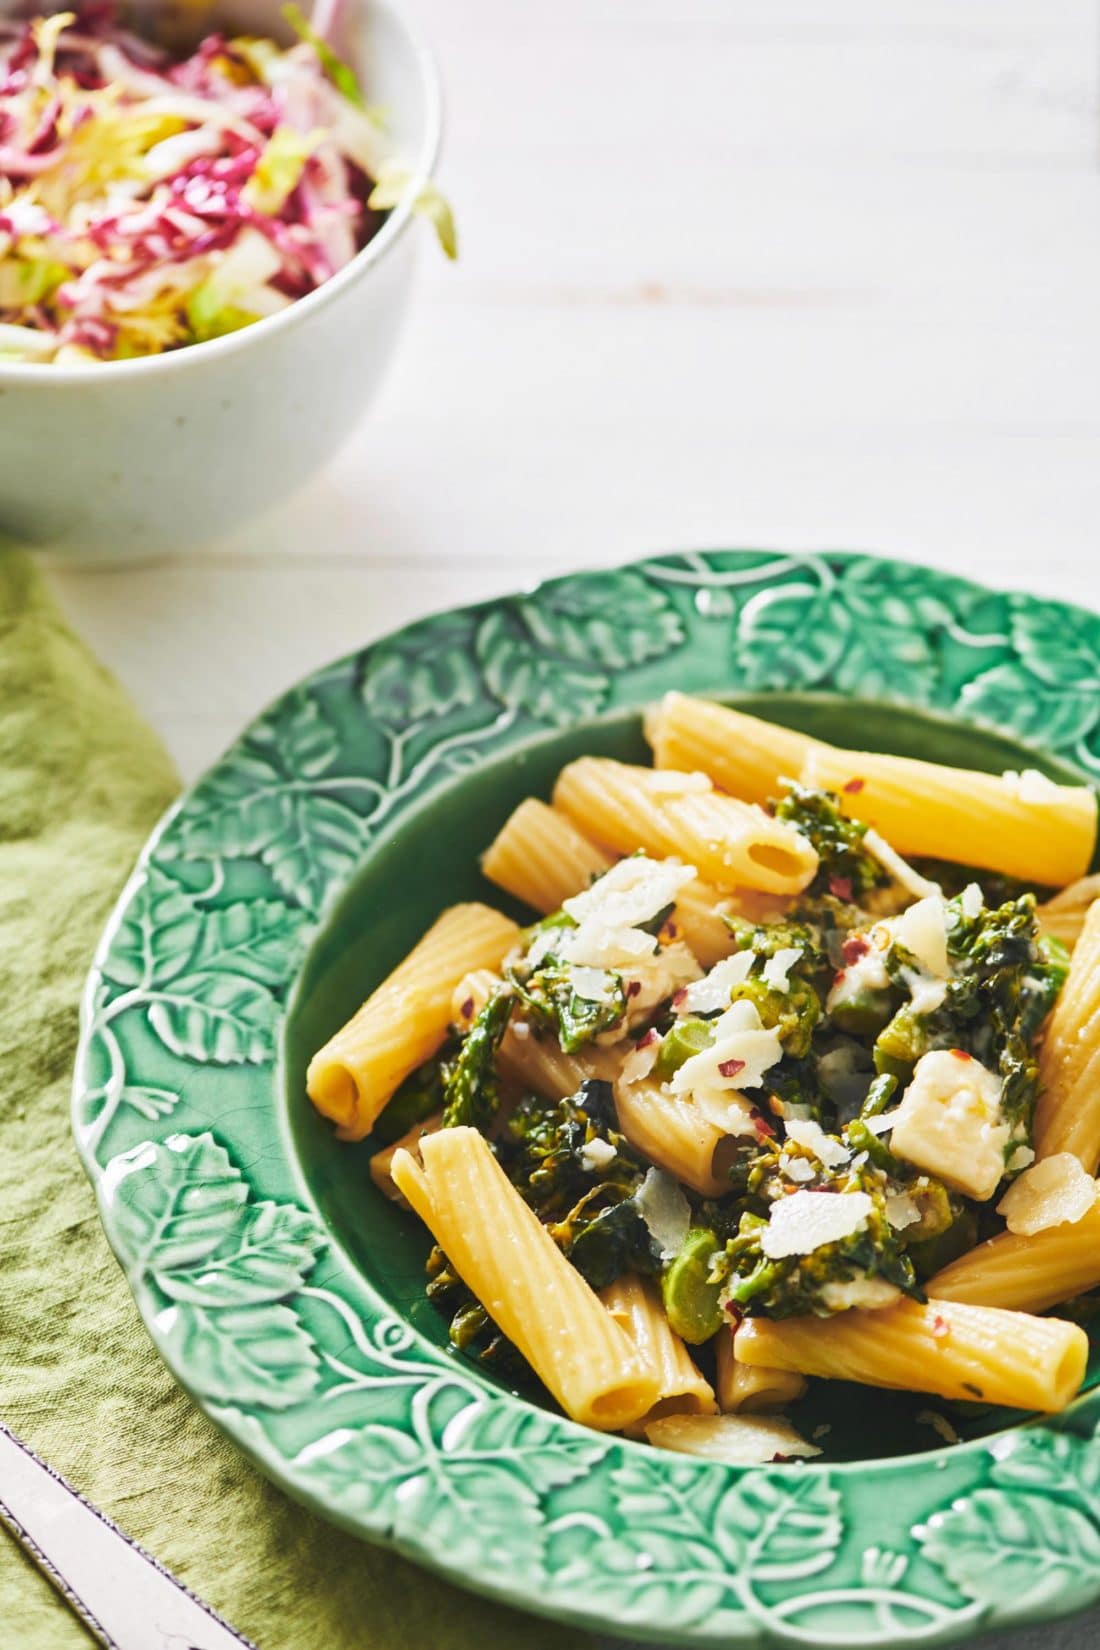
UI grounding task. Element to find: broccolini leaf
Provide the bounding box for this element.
[511,960,626,1053]
[774,784,890,901]
[440,990,513,1130]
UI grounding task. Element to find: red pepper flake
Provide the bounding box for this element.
[829,876,853,901]
[459,997,474,1021]
[672,988,688,1008]
[723,1302,744,1328]
[931,1315,950,1339]
[637,1028,658,1048]
[665,921,678,939]
[753,1113,777,1140]
[842,934,870,965]
[950,1048,972,1062]
[844,777,866,794]
[626,980,642,999]
[832,969,847,989]
[718,1057,746,1079]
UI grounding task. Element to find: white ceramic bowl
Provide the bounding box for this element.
[0,0,441,559]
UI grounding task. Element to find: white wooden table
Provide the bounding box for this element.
[47,3,1100,1645]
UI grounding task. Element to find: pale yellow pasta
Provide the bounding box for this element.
[714,1323,807,1413]
[553,758,818,896]
[927,1203,1100,1314]
[645,692,816,809]
[735,1298,1087,1413]
[1034,900,1100,1171]
[369,1113,442,1202]
[800,744,1096,886]
[307,904,519,1140]
[614,1074,730,1197]
[481,797,613,911]
[1038,875,1100,950]
[391,1128,661,1430]
[600,1274,717,1432]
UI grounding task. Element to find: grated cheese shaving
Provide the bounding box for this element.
[580,1137,618,1173]
[676,950,754,1016]
[760,1190,873,1259]
[863,830,941,899]
[634,1167,691,1259]
[784,1117,850,1169]
[670,998,784,1099]
[1001,768,1062,803]
[645,1412,821,1465]
[997,1152,1099,1236]
[762,946,803,993]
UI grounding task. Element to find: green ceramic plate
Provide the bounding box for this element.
[73,550,1100,1648]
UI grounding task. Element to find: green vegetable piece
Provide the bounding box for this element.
[729,975,821,1059]
[774,783,889,900]
[662,1228,725,1344]
[371,1056,442,1145]
[512,959,626,1054]
[441,991,512,1130]
[874,1005,930,1081]
[654,1018,714,1080]
[568,1200,656,1290]
[860,1072,899,1118]
[282,2,366,106]
[829,986,895,1037]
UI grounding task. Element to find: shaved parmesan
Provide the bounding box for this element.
[820,1275,901,1311]
[762,946,803,993]
[885,1192,921,1230]
[863,830,941,899]
[677,950,754,1016]
[760,1190,873,1259]
[670,998,784,1099]
[891,1050,1008,1201]
[780,1153,815,1184]
[694,1089,760,1137]
[635,1167,691,1260]
[1006,1144,1035,1174]
[784,1118,850,1169]
[894,896,949,981]
[960,882,983,920]
[1002,768,1062,803]
[580,1137,618,1173]
[645,1412,820,1465]
[997,1153,1098,1236]
[568,966,619,1003]
[863,1107,902,1135]
[620,1036,660,1086]
[559,855,698,970]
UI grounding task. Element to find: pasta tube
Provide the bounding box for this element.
[600,1274,717,1431]
[645,692,815,808]
[1033,900,1100,1171]
[800,745,1096,886]
[714,1323,807,1413]
[614,1074,731,1197]
[1038,875,1100,950]
[927,1201,1100,1314]
[553,758,818,896]
[481,798,612,912]
[734,1298,1087,1413]
[307,904,519,1140]
[391,1128,661,1430]
[369,1114,442,1202]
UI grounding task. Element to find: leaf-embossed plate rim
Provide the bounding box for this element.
[72,549,1100,1649]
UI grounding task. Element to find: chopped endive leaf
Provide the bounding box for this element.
[368,164,458,259]
[282,2,366,108]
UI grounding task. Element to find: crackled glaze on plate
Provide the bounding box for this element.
[74,551,1100,1647]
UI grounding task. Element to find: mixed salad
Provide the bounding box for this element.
[0,4,453,363]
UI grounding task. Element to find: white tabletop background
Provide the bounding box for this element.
[46,2,1100,1646]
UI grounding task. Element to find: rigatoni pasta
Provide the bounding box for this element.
[735,1299,1088,1413]
[800,744,1096,886]
[1033,900,1100,1171]
[307,698,1096,1462]
[307,903,519,1140]
[392,1128,661,1430]
[553,757,819,895]
[645,692,815,808]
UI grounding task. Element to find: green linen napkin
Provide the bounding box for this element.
[0,548,597,1650]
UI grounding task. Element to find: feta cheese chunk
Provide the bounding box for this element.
[760,1189,874,1259]
[890,1050,1009,1201]
[997,1153,1098,1236]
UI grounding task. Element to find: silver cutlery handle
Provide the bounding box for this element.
[0,1422,256,1650]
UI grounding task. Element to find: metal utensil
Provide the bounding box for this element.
[0,1421,256,1650]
